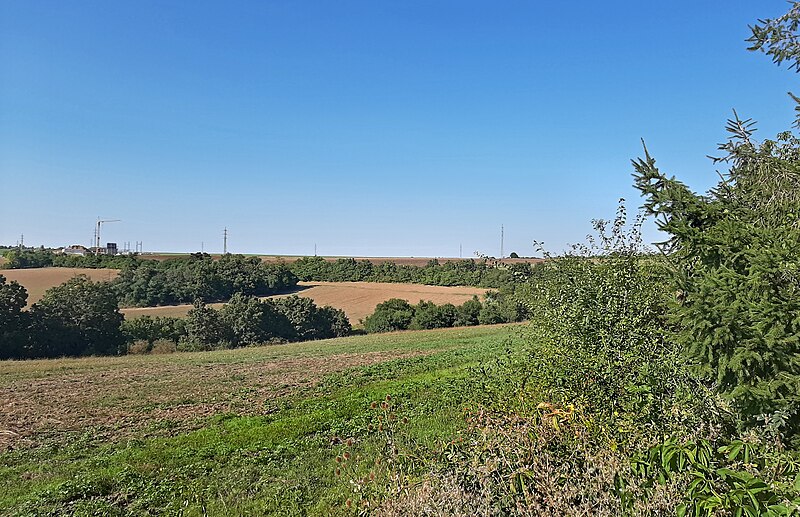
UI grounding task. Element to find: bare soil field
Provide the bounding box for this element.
[1,267,119,305]
[121,281,488,323]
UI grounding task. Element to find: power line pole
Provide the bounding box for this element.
[500,225,504,259]
[223,228,228,254]
[314,243,317,256]
[459,243,462,259]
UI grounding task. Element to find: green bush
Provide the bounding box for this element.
[29,275,125,357]
[517,205,682,433]
[121,315,186,345]
[409,301,457,330]
[362,299,415,333]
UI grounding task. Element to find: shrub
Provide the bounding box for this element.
[519,205,681,432]
[409,301,457,330]
[150,339,177,354]
[127,340,150,355]
[454,296,482,326]
[363,299,415,333]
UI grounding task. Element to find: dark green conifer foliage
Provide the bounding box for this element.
[634,117,800,436]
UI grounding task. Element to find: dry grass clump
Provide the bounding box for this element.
[150,339,177,354]
[127,340,150,355]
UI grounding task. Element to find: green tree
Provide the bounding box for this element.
[362,298,415,333]
[271,295,349,341]
[182,300,227,350]
[633,118,800,437]
[0,275,29,359]
[220,294,293,346]
[29,275,124,357]
[455,296,482,326]
[410,301,458,330]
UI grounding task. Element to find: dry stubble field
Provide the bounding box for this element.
[1,267,119,305]
[0,335,438,450]
[121,281,487,322]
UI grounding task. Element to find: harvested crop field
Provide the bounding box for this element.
[1,267,119,305]
[0,343,429,450]
[0,325,509,451]
[121,281,488,323]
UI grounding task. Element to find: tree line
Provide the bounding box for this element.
[361,291,527,333]
[289,256,533,288]
[3,250,534,291]
[2,248,138,269]
[0,274,349,360]
[112,253,298,307]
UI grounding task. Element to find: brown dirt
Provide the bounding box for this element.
[2,268,120,306]
[122,281,488,323]
[0,346,432,450]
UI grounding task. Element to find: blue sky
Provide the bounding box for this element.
[1,1,797,257]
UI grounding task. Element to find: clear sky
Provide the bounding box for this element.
[1,1,797,257]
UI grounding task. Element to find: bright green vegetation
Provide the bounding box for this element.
[0,325,519,516]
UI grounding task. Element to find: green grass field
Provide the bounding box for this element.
[0,324,522,516]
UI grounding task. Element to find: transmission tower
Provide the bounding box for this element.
[223,228,228,254]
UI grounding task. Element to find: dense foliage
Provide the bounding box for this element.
[113,254,298,307]
[0,275,125,359]
[290,256,534,288]
[0,274,348,358]
[180,295,351,351]
[634,119,800,440]
[2,248,138,269]
[361,292,525,334]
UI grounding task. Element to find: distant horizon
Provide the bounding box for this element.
[0,243,542,260]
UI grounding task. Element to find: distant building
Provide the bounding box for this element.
[61,245,89,256]
[106,242,118,256]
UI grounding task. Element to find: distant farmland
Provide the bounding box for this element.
[2,268,487,324]
[1,267,119,305]
[122,281,488,324]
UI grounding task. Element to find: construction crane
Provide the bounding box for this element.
[95,218,120,255]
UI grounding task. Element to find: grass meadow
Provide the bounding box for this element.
[0,324,520,516]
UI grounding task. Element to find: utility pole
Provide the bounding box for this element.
[19,234,23,250]
[459,243,462,259]
[314,243,317,256]
[201,241,204,253]
[500,225,504,259]
[223,228,228,254]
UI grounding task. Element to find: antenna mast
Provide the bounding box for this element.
[500,225,504,259]
[223,227,228,254]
